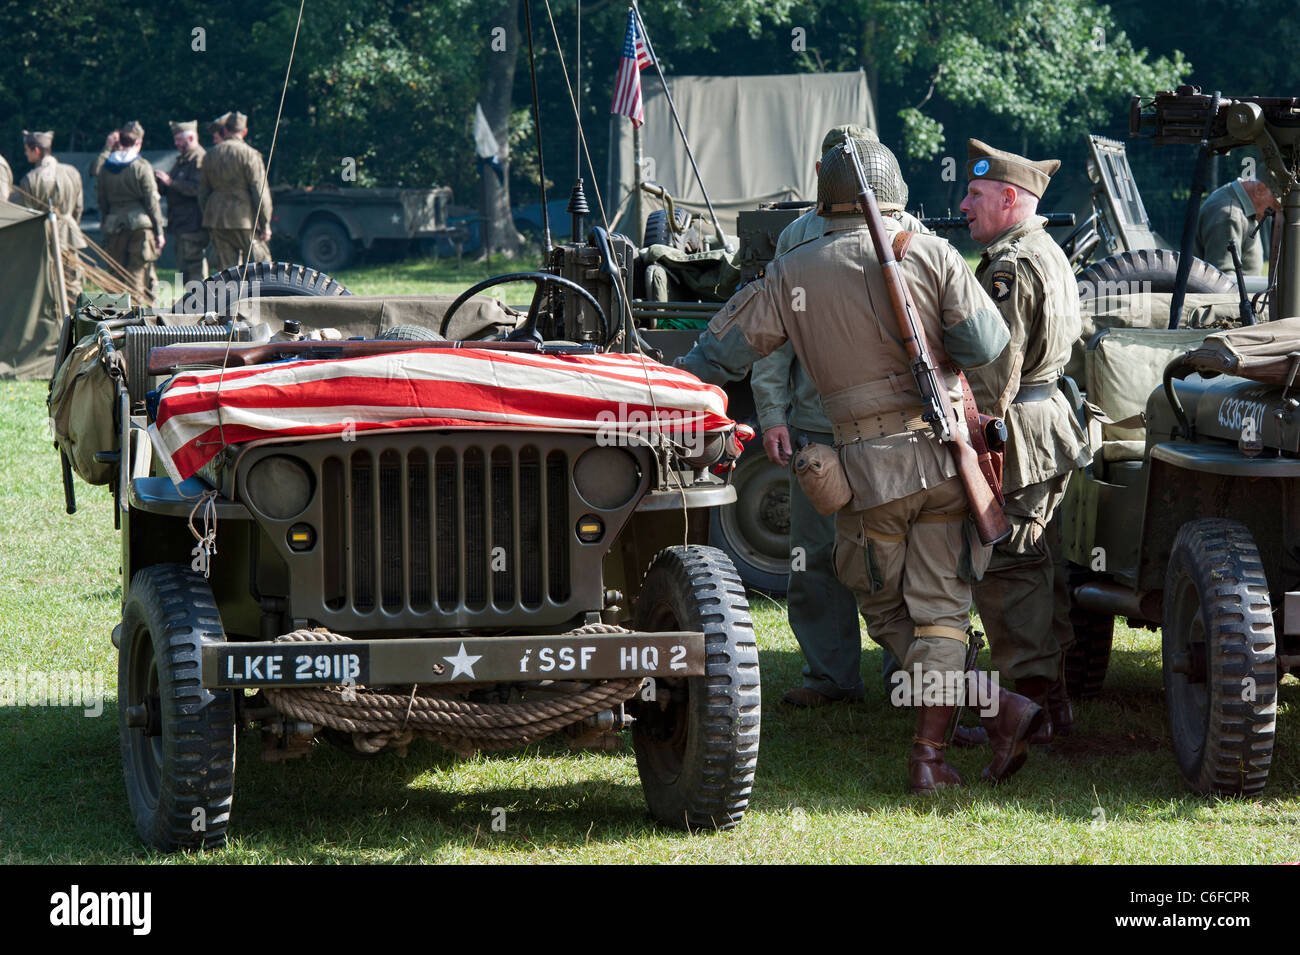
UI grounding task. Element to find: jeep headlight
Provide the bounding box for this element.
[244,455,315,520]
[573,447,641,510]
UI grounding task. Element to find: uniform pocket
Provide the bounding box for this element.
[833,517,882,595]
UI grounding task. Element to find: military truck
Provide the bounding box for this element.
[1060,87,1300,797]
[49,253,760,851]
[270,185,468,272]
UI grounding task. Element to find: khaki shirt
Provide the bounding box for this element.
[677,217,1008,510]
[752,208,931,434]
[97,154,164,236]
[1195,180,1267,274]
[0,154,11,202]
[967,215,1088,493]
[199,139,271,230]
[16,154,86,250]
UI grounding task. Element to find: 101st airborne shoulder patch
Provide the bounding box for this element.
[989,266,1016,303]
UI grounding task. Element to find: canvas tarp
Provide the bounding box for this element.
[0,203,62,380]
[609,70,876,237]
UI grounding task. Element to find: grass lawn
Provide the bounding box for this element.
[4,263,1300,863]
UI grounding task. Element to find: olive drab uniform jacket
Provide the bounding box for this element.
[966,215,1089,494]
[199,139,271,231]
[97,154,164,236]
[16,154,87,250]
[751,208,931,436]
[159,144,205,234]
[1195,179,1267,275]
[676,218,1010,511]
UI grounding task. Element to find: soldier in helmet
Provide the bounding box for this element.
[199,110,272,270]
[959,139,1090,743]
[97,121,165,298]
[751,124,935,711]
[676,139,1045,792]
[156,120,208,283]
[15,130,87,310]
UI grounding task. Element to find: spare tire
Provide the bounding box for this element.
[643,208,691,249]
[1075,249,1236,297]
[172,261,350,314]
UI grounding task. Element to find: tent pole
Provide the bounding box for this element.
[631,1,731,251]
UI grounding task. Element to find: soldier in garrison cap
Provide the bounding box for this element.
[200,110,273,270]
[0,152,12,202]
[1195,178,1279,275]
[156,120,209,283]
[16,130,87,311]
[751,127,953,718]
[97,121,165,299]
[677,143,1047,793]
[960,138,1090,744]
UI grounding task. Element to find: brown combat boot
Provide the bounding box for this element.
[973,672,1044,783]
[1015,676,1054,745]
[909,705,964,794]
[1047,678,1075,736]
[951,723,989,747]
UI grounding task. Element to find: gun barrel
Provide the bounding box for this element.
[920,212,1075,231]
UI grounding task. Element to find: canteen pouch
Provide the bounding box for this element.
[48,333,124,485]
[793,441,852,516]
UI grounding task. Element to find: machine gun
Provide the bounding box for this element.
[1131,86,1300,321]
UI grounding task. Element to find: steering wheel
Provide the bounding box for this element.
[438,271,609,343]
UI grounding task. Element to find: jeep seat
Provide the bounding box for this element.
[1085,327,1213,470]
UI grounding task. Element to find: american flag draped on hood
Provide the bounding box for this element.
[150,348,741,482]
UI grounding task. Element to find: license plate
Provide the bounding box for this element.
[204,632,704,688]
[215,645,370,687]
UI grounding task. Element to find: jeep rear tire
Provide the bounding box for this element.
[119,564,236,851]
[631,546,760,831]
[1063,565,1115,700]
[299,218,355,272]
[1075,249,1236,297]
[1162,519,1276,797]
[708,443,790,595]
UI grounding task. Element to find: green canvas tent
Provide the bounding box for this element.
[0,202,62,380]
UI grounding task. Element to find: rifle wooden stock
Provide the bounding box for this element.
[841,140,1012,546]
[146,339,593,376]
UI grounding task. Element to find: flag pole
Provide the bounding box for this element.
[630,1,731,251]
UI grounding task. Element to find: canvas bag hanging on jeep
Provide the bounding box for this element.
[48,332,125,485]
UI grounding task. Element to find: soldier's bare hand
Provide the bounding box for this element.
[763,425,792,466]
[155,233,166,251]
[155,170,171,186]
[259,226,271,242]
[104,131,119,150]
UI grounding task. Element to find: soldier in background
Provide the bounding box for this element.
[96,121,165,298]
[209,112,229,147]
[677,142,1045,793]
[0,152,12,201]
[200,111,272,270]
[1195,177,1279,275]
[16,130,87,310]
[752,124,932,710]
[960,139,1090,744]
[156,120,208,283]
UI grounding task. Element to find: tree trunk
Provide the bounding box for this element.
[480,0,523,260]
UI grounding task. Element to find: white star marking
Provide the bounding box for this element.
[391,213,401,223]
[443,642,482,680]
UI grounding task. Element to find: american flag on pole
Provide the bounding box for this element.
[611,9,652,127]
[150,349,742,482]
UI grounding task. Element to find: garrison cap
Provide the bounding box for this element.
[820,123,878,154]
[966,138,1059,198]
[169,120,198,134]
[23,130,53,150]
[210,112,232,134]
[225,111,248,134]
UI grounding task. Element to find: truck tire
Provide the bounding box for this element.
[119,564,236,851]
[172,261,350,314]
[1063,565,1114,700]
[299,218,355,272]
[630,545,760,832]
[1075,249,1236,297]
[1162,519,1276,797]
[708,442,791,595]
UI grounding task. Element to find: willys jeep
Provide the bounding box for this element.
[50,253,761,851]
[1061,87,1300,797]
